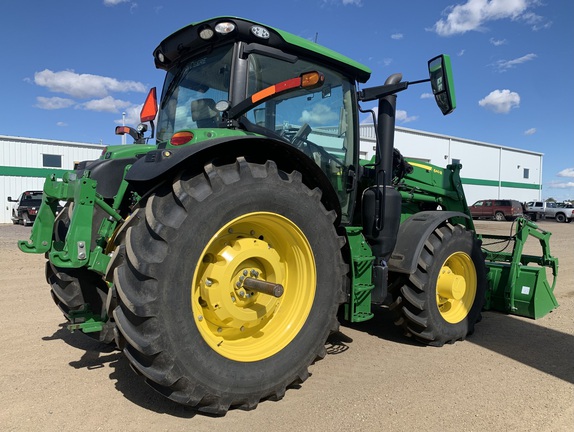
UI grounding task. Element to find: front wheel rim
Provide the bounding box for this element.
[436,252,477,324]
[192,212,316,362]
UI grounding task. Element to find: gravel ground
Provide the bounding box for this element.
[0,220,572,432]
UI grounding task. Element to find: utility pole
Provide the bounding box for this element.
[122,112,126,145]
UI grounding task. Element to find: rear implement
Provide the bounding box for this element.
[481,218,559,319]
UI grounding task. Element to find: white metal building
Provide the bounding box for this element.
[2,128,543,223]
[359,125,543,205]
[1,135,104,224]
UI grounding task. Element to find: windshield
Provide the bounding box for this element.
[156,45,233,143]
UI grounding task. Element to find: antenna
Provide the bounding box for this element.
[314,32,318,43]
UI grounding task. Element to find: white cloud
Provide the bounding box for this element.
[557,168,574,178]
[547,181,574,189]
[478,89,520,113]
[56,122,68,127]
[34,69,146,99]
[380,58,393,67]
[103,0,130,5]
[431,0,549,36]
[77,96,133,113]
[495,53,537,71]
[360,108,418,124]
[396,109,418,123]
[420,93,433,99]
[521,11,552,30]
[489,37,507,46]
[524,128,536,135]
[35,96,75,110]
[299,104,339,125]
[391,33,403,40]
[457,49,466,56]
[114,103,144,127]
[322,0,362,6]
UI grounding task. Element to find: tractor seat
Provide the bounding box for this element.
[191,98,219,128]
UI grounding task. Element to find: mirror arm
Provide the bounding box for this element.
[359,77,432,103]
[358,81,409,102]
[407,78,430,85]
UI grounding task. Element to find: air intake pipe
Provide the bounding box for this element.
[361,73,403,262]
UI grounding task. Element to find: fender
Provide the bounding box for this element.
[78,157,138,199]
[125,135,343,222]
[388,210,470,274]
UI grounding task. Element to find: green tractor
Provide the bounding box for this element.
[19,17,559,414]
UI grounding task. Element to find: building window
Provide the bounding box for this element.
[43,154,62,168]
[452,158,461,165]
[523,168,530,179]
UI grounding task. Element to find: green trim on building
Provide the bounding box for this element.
[0,166,542,192]
[0,166,69,178]
[462,177,541,190]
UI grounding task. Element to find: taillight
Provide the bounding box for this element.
[170,131,194,146]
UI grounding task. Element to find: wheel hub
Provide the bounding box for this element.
[200,238,283,331]
[191,212,316,362]
[435,252,477,324]
[437,266,466,300]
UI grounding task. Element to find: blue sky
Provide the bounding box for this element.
[2,0,573,200]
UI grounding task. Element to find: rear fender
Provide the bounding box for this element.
[125,136,342,222]
[388,211,470,274]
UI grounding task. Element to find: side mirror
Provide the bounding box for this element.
[428,55,456,115]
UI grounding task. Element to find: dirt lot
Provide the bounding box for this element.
[0,220,572,431]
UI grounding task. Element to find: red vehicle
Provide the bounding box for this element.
[469,199,523,221]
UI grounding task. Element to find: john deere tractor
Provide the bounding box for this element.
[20,17,559,414]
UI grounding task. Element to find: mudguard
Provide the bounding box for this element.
[125,135,343,222]
[388,210,470,274]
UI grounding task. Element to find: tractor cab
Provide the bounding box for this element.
[150,17,369,221]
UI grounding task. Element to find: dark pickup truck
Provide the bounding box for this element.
[8,191,53,226]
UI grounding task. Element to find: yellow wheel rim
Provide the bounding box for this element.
[192,212,316,362]
[436,252,477,324]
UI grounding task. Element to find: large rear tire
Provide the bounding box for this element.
[392,223,486,346]
[112,158,346,414]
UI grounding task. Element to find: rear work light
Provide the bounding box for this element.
[199,26,214,40]
[215,22,235,34]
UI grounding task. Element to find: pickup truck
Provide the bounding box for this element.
[525,201,574,223]
[7,191,63,226]
[8,191,44,226]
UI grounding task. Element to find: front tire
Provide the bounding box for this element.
[555,213,566,223]
[393,223,486,346]
[112,158,345,414]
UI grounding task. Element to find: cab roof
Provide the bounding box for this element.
[153,16,372,83]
